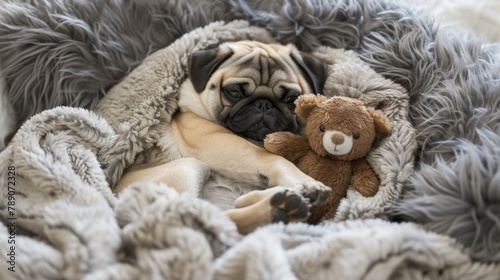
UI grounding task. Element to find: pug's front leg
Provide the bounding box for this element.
[173,112,330,202]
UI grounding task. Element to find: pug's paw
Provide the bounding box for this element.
[263,132,296,155]
[269,188,310,223]
[297,180,331,206]
[226,186,311,234]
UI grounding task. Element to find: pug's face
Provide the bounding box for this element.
[185,41,327,143]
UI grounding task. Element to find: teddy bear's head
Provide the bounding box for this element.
[295,94,391,161]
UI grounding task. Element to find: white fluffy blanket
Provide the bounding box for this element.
[0,21,498,280]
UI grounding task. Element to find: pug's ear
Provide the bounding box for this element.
[188,48,234,93]
[291,52,328,94]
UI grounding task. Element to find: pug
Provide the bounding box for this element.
[116,41,331,234]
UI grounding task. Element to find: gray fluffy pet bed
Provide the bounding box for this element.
[0,0,499,279]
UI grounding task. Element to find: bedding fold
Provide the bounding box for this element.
[0,0,499,278]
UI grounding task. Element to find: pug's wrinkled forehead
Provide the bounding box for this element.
[188,40,327,96]
[221,41,309,96]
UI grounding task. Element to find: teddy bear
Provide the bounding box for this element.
[263,94,392,224]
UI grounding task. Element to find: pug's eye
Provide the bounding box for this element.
[282,89,300,104]
[223,84,245,101]
[281,87,301,103]
[319,124,325,132]
[353,133,360,139]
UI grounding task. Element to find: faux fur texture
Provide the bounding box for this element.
[0,0,237,126]
[0,70,16,150]
[0,20,495,279]
[0,0,499,265]
[0,21,267,280]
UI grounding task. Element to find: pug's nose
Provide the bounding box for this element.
[255,99,273,111]
[331,134,344,145]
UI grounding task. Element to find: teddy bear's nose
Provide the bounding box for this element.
[331,134,345,145]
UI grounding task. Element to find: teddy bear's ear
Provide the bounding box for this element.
[295,94,328,119]
[367,107,392,139]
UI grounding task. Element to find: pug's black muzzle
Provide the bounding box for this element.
[225,98,299,143]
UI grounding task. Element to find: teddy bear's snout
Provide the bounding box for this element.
[331,134,345,145]
[323,130,353,156]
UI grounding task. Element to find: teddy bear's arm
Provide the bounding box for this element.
[264,132,310,162]
[351,158,380,197]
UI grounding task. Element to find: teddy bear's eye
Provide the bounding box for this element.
[319,124,325,132]
[353,133,360,139]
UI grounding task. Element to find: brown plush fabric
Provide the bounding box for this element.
[264,94,392,224]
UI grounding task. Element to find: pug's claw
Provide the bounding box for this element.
[298,181,331,205]
[304,189,331,205]
[319,190,330,201]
